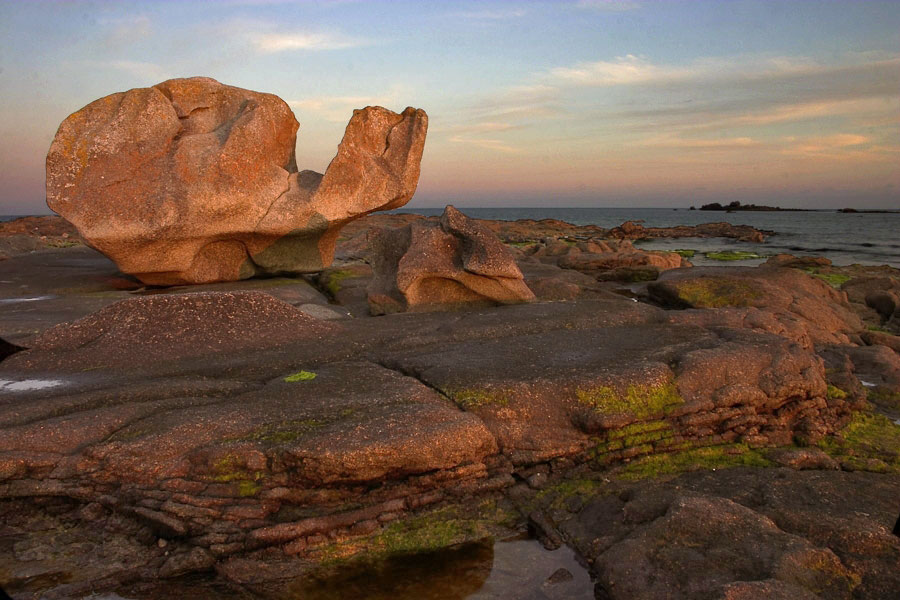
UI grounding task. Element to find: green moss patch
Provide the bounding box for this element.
[576,382,684,419]
[315,501,514,565]
[447,388,510,409]
[673,249,696,258]
[826,385,848,400]
[322,269,356,296]
[818,412,900,473]
[704,251,764,261]
[285,370,317,382]
[607,420,673,447]
[618,443,772,480]
[802,268,852,288]
[210,454,265,495]
[672,277,762,308]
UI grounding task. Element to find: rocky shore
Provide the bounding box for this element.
[1,211,899,600]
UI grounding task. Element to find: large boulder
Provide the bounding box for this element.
[367,205,535,314]
[46,77,427,285]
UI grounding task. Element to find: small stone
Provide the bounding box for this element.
[158,547,214,578]
[157,539,168,548]
[544,567,574,585]
[527,472,548,490]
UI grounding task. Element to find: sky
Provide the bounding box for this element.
[0,0,898,214]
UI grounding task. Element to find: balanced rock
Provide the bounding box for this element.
[46,77,427,285]
[367,205,535,314]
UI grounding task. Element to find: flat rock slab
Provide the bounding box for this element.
[0,247,330,346]
[5,291,338,372]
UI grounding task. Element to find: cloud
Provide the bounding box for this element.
[252,31,363,53]
[636,135,760,149]
[786,133,870,157]
[449,135,520,153]
[550,54,678,85]
[575,0,641,12]
[210,18,366,54]
[546,53,900,91]
[288,86,407,122]
[100,14,152,47]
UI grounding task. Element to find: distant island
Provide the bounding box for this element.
[690,201,899,213]
[692,201,811,212]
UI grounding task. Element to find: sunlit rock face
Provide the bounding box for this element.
[367,205,537,314]
[46,76,428,285]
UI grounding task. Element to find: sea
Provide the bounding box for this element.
[4,207,899,268]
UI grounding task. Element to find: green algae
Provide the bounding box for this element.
[607,420,673,447]
[802,268,852,288]
[826,385,848,400]
[285,370,317,382]
[704,251,764,261]
[576,382,683,419]
[210,454,265,495]
[447,388,510,409]
[46,239,81,248]
[322,269,356,296]
[618,443,772,480]
[673,277,762,308]
[316,501,513,565]
[673,249,696,258]
[817,411,900,473]
[866,325,892,333]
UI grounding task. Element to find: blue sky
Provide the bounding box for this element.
[1,0,898,213]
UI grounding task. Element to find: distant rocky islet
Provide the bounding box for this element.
[0,78,899,600]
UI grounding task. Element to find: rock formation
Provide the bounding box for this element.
[46,77,427,285]
[367,205,536,314]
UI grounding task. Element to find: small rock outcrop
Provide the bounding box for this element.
[367,205,535,314]
[609,220,770,243]
[46,77,427,285]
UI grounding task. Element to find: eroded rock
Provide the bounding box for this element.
[46,77,427,285]
[367,205,535,314]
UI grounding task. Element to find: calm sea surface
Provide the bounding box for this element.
[4,207,899,268]
[393,207,900,268]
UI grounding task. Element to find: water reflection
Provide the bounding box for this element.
[101,536,594,600]
[286,536,594,600]
[287,539,494,600]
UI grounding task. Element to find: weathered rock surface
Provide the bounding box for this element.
[556,241,686,282]
[46,76,427,285]
[649,266,863,345]
[15,291,338,371]
[561,469,900,600]
[367,205,535,314]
